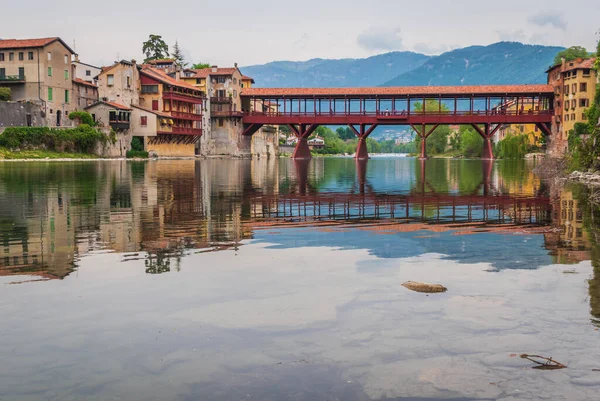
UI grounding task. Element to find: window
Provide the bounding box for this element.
[572,83,577,93]
[564,101,569,111]
[582,113,587,120]
[48,87,53,101]
[0,53,4,61]
[218,118,224,127]
[217,76,226,84]
[47,52,52,61]
[233,78,237,84]
[48,67,52,76]
[126,76,131,88]
[583,69,591,76]
[580,99,589,108]
[64,69,69,80]
[152,100,159,111]
[65,89,69,103]
[9,52,14,61]
[28,51,34,60]
[141,85,159,94]
[85,70,91,76]
[565,114,569,121]
[141,116,148,126]
[18,52,24,61]
[572,70,577,78]
[107,74,114,86]
[196,78,201,84]
[233,90,237,98]
[64,54,69,64]
[572,113,576,120]
[564,85,569,95]
[580,83,587,92]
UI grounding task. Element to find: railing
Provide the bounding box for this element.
[109,121,131,131]
[170,111,202,120]
[243,109,555,118]
[171,126,203,136]
[211,110,243,118]
[211,97,232,103]
[163,90,203,103]
[0,75,25,82]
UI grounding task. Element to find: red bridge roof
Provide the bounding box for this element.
[242,84,554,98]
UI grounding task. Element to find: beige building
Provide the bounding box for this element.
[547,57,598,154]
[0,37,76,126]
[72,78,98,110]
[72,57,101,83]
[96,59,140,107]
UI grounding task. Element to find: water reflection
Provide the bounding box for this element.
[2,158,600,400]
[0,158,597,280]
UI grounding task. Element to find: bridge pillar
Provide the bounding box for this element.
[411,124,440,160]
[290,124,318,160]
[349,124,378,160]
[472,124,500,160]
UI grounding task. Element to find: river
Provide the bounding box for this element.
[0,157,599,401]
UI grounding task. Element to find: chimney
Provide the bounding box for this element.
[234,62,238,68]
[131,59,137,65]
[561,57,566,72]
[211,65,218,73]
[74,54,80,62]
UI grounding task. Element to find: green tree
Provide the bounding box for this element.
[191,63,211,69]
[554,46,590,65]
[0,87,11,101]
[336,127,356,141]
[172,40,186,67]
[412,100,450,155]
[142,34,169,63]
[459,126,483,157]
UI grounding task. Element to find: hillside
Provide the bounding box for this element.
[383,42,564,86]
[242,52,431,87]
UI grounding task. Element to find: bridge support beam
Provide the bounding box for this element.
[411,124,439,160]
[471,124,500,160]
[290,124,318,160]
[349,124,378,160]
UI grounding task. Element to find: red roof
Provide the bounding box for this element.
[85,100,131,111]
[140,65,201,92]
[186,67,241,78]
[241,84,554,98]
[0,37,75,54]
[563,58,596,73]
[72,78,97,88]
[148,58,176,64]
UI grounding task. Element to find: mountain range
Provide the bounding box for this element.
[242,42,564,88]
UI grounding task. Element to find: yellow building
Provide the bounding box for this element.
[547,57,597,153]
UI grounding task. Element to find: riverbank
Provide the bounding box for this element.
[0,149,100,160]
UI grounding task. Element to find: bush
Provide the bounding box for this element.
[68,111,95,126]
[130,136,144,151]
[497,133,529,159]
[126,150,149,158]
[0,125,106,153]
[0,87,11,101]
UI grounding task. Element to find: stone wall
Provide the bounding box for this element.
[92,127,132,158]
[146,141,196,157]
[0,101,46,131]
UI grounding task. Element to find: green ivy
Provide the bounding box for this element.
[0,125,107,153]
[68,111,95,126]
[0,87,11,101]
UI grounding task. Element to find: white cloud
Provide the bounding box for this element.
[357,26,404,52]
[528,11,567,31]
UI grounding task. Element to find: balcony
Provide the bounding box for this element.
[0,74,25,83]
[110,121,131,131]
[211,110,243,118]
[211,96,232,103]
[171,126,203,136]
[170,110,203,121]
[163,89,203,104]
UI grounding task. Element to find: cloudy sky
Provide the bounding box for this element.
[3,0,598,68]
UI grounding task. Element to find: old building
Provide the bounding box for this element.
[72,78,98,110]
[138,65,204,156]
[0,37,76,126]
[96,60,140,107]
[547,57,598,154]
[85,100,132,156]
[494,99,543,146]
[72,56,101,83]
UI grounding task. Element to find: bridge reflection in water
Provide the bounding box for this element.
[248,159,551,232]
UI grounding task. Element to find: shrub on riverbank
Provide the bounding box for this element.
[0,125,107,153]
[496,134,530,160]
[68,111,95,126]
[126,150,149,158]
[0,87,11,101]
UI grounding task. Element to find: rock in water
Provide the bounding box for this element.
[402,281,447,294]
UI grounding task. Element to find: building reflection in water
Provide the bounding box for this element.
[0,158,599,313]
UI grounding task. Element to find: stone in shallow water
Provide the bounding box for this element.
[402,281,448,293]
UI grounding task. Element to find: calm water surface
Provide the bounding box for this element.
[1,157,599,401]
